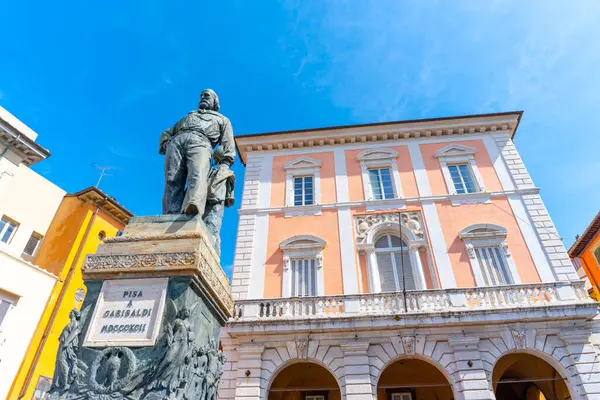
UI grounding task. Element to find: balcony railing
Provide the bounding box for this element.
[231,281,593,322]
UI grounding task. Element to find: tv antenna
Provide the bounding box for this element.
[92,165,121,188]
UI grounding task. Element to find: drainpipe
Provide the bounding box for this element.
[17,199,104,399]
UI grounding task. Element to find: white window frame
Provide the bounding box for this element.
[0,216,19,245]
[358,148,403,201]
[459,223,521,286]
[22,232,43,259]
[434,144,486,195]
[391,393,413,400]
[292,175,315,206]
[284,157,322,216]
[0,292,18,331]
[280,235,326,297]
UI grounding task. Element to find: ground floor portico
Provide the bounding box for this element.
[218,283,600,400]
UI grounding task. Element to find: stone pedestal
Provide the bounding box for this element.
[49,215,233,400]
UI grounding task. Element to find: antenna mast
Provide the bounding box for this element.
[92,165,121,188]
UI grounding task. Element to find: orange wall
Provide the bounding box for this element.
[579,232,600,297]
[270,152,336,207]
[264,210,344,298]
[34,197,87,276]
[345,146,419,202]
[420,140,503,195]
[435,198,540,287]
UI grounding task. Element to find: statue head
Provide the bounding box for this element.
[198,89,220,112]
[69,309,81,321]
[178,307,191,319]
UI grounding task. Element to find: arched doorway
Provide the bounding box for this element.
[268,361,341,400]
[377,358,454,400]
[493,353,572,400]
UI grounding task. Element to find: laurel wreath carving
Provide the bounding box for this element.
[89,346,136,394]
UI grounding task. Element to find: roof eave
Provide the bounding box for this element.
[235,111,523,166]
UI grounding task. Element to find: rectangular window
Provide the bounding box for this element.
[306,396,325,400]
[475,246,512,285]
[0,298,13,327]
[22,233,42,257]
[0,216,18,244]
[369,168,395,200]
[291,258,317,297]
[32,375,53,400]
[391,393,413,400]
[448,164,477,194]
[294,176,314,206]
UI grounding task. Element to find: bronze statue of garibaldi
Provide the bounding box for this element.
[159,90,235,251]
[159,89,235,216]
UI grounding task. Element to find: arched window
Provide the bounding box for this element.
[375,235,416,292]
[459,224,521,286]
[355,212,430,293]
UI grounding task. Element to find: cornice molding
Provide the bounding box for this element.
[238,187,541,216]
[236,114,519,164]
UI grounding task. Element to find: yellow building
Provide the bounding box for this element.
[8,186,132,400]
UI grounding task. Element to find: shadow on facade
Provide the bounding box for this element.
[268,362,341,400]
[377,358,454,400]
[493,353,571,400]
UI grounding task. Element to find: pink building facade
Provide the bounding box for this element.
[220,112,600,400]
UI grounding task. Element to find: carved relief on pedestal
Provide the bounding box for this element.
[85,252,197,271]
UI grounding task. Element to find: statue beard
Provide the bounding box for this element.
[199,100,214,111]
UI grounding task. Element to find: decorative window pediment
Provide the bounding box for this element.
[280,235,326,251]
[459,224,508,240]
[357,148,403,201]
[434,144,476,161]
[357,148,399,163]
[284,157,323,171]
[280,235,326,297]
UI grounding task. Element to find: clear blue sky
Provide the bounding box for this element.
[1,1,599,276]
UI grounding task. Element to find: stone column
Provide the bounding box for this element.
[217,329,240,400]
[448,336,495,400]
[364,246,381,293]
[409,244,427,290]
[234,344,265,400]
[341,342,374,400]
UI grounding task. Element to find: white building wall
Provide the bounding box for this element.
[0,158,65,260]
[492,132,578,280]
[0,251,56,400]
[0,112,65,398]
